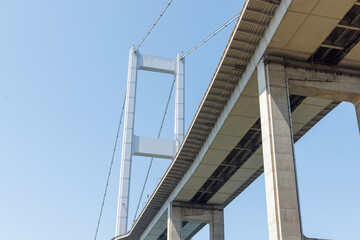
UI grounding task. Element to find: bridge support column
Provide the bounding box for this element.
[167,203,182,240]
[167,202,224,240]
[257,60,303,240]
[209,208,224,240]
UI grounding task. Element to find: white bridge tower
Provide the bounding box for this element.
[116,46,185,236]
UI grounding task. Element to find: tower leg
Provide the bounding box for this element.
[175,54,185,151]
[167,203,182,240]
[116,46,138,236]
[257,60,303,240]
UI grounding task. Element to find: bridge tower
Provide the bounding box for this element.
[116,46,185,236]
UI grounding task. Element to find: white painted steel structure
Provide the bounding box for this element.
[114,0,360,239]
[116,47,185,236]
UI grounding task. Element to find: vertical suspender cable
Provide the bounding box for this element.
[95,5,241,236]
[94,91,127,240]
[133,77,176,223]
[132,11,241,224]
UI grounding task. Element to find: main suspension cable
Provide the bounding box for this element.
[94,90,127,240]
[134,0,174,52]
[182,13,240,58]
[133,77,176,223]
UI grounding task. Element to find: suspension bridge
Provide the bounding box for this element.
[95,0,360,239]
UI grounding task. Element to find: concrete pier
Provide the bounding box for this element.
[167,203,182,240]
[167,203,224,240]
[257,60,303,240]
[209,209,224,240]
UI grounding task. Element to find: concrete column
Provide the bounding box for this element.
[116,46,138,236]
[209,210,224,240]
[355,102,360,134]
[175,54,185,151]
[167,203,182,240]
[257,61,303,240]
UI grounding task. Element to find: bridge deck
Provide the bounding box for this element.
[114,0,360,239]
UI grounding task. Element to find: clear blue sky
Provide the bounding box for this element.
[0,1,359,240]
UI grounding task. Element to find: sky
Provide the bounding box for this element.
[0,1,359,240]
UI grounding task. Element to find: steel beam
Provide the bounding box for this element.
[132,136,174,159]
[337,24,360,31]
[246,8,274,17]
[138,54,176,74]
[242,18,269,28]
[320,44,344,50]
[254,0,280,6]
[237,28,264,37]
[232,38,258,46]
